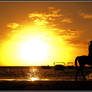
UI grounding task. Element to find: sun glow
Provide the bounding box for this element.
[19,39,49,64]
[0,11,77,66]
[0,23,76,66]
[0,23,60,66]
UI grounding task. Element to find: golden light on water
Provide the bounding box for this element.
[30,77,39,81]
[29,77,51,81]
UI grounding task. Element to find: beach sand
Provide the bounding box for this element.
[0,80,92,90]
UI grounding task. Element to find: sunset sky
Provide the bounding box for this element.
[0,2,92,66]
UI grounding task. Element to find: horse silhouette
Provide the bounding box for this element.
[75,55,92,80]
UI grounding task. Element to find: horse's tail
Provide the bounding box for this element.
[75,56,79,68]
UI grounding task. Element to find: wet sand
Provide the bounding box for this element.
[0,80,92,90]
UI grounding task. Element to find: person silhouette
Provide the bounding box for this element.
[88,41,92,57]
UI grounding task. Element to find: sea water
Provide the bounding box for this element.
[0,67,92,81]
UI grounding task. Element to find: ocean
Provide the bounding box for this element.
[0,66,92,81]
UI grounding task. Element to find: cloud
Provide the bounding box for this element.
[61,18,72,23]
[6,8,79,44]
[80,12,92,19]
[7,22,19,29]
[28,7,64,25]
[58,29,79,38]
[56,28,84,46]
[59,28,89,47]
[48,7,62,16]
[65,39,88,48]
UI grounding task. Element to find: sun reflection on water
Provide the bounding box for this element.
[27,68,50,81]
[29,77,50,81]
[30,77,39,81]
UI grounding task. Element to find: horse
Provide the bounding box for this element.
[75,55,92,80]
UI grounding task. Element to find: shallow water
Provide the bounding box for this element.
[0,67,92,81]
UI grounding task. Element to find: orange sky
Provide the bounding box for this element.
[0,2,92,66]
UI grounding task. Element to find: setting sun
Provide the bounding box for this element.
[0,2,90,66]
[0,23,78,66]
[19,39,49,64]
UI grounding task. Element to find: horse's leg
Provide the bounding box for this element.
[80,65,86,80]
[75,66,81,80]
[75,70,79,80]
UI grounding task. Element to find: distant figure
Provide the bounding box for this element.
[88,41,92,57]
